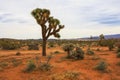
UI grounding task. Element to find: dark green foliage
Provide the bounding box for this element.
[28,44,39,50]
[72,47,84,60]
[0,39,41,50]
[117,52,120,58]
[11,59,22,67]
[38,63,52,71]
[94,61,107,71]
[0,41,20,50]
[86,49,94,55]
[0,62,8,68]
[107,39,115,51]
[48,41,55,48]
[38,55,52,71]
[31,8,64,56]
[98,39,115,50]
[54,51,60,54]
[99,34,105,46]
[63,44,74,57]
[24,60,36,72]
[117,48,120,53]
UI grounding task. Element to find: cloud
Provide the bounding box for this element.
[0,12,29,24]
[93,14,120,25]
[0,0,120,39]
[78,0,120,26]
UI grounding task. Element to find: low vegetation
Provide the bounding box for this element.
[116,52,120,58]
[23,60,36,72]
[63,43,74,58]
[0,38,120,79]
[94,61,108,71]
[86,49,94,55]
[51,71,79,80]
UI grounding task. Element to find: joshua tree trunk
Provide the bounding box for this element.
[31,8,64,56]
[67,50,70,57]
[42,39,47,56]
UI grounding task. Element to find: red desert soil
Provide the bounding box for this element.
[0,46,120,80]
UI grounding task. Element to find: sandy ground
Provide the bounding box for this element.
[0,46,120,80]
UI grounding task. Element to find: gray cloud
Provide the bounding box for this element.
[78,0,120,26]
[0,0,120,39]
[0,12,28,24]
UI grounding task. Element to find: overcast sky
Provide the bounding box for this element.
[0,0,120,39]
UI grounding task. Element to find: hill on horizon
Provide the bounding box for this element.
[81,34,120,40]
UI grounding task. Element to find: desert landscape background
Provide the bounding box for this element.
[1,0,120,80]
[0,38,120,80]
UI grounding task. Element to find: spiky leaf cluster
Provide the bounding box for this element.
[31,8,64,39]
[63,44,74,52]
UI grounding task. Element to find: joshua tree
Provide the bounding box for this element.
[31,8,64,56]
[99,34,105,41]
[99,34,105,46]
[63,44,74,58]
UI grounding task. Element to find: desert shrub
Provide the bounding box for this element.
[38,55,52,71]
[99,40,107,46]
[28,44,39,50]
[117,48,120,53]
[51,71,79,80]
[48,42,55,48]
[72,47,84,60]
[63,43,74,58]
[16,51,21,56]
[38,63,52,71]
[11,59,22,67]
[23,60,36,72]
[94,61,107,71]
[0,42,19,50]
[86,49,94,55]
[107,39,115,51]
[54,51,60,54]
[115,42,120,49]
[0,62,8,68]
[117,52,120,58]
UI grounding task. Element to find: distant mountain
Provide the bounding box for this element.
[104,34,120,39]
[78,34,120,41]
[92,34,120,39]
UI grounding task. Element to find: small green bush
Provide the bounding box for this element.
[48,42,55,48]
[63,43,74,58]
[72,47,84,60]
[54,51,60,54]
[117,48,120,53]
[94,61,107,71]
[23,60,36,72]
[38,54,52,71]
[0,62,8,68]
[38,63,52,71]
[86,50,94,55]
[117,52,120,58]
[28,44,39,50]
[11,59,22,67]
